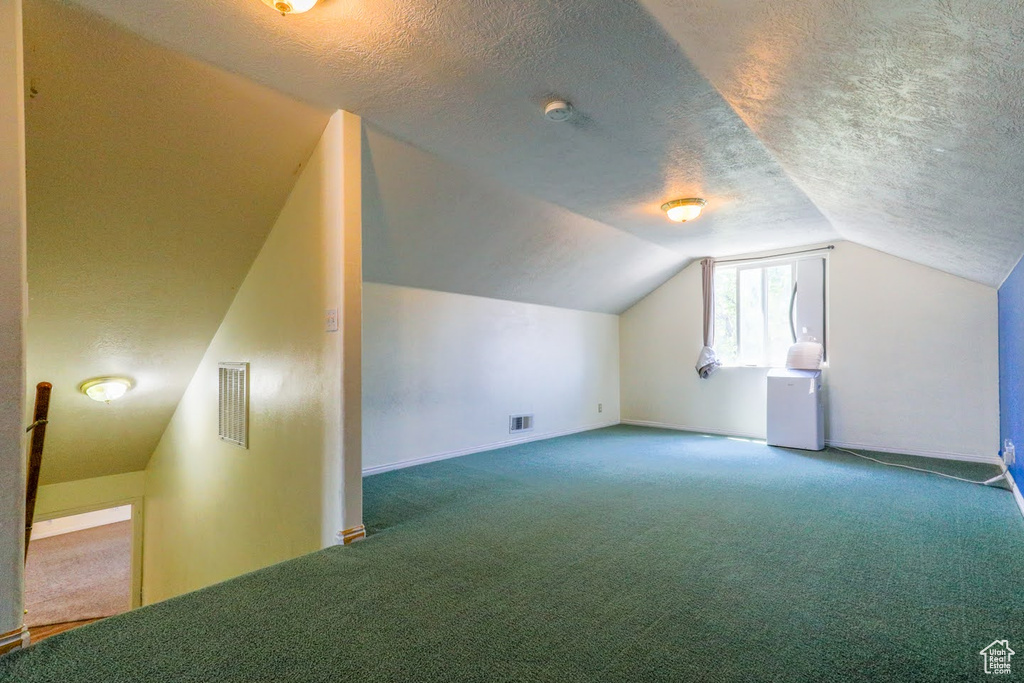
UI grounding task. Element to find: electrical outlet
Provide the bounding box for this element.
[325,308,338,332]
[1004,439,1016,467]
[598,403,603,413]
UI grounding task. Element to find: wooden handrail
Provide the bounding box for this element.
[24,382,52,562]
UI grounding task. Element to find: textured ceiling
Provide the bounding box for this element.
[641,0,1024,286]
[64,0,1024,287]
[24,0,330,483]
[363,125,682,314]
[64,0,838,266]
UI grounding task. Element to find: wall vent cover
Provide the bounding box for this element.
[509,414,534,434]
[218,362,249,448]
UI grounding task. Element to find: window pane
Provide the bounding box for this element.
[713,267,737,364]
[738,268,764,365]
[765,265,794,366]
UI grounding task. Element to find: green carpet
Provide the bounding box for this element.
[2,425,1022,682]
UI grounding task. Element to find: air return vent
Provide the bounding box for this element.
[218,362,249,448]
[509,414,534,434]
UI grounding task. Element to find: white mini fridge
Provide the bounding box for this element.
[766,369,824,450]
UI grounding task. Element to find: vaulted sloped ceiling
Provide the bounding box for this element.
[25,0,330,483]
[362,126,683,314]
[640,0,1024,286]
[64,0,1024,289]
[65,0,840,302]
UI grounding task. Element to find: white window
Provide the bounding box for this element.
[713,256,826,367]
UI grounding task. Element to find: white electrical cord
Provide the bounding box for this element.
[829,446,1008,487]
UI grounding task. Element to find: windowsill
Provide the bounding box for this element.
[717,362,829,370]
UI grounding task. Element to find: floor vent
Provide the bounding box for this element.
[509,414,534,434]
[218,362,249,448]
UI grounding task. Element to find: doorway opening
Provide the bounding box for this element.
[25,503,139,642]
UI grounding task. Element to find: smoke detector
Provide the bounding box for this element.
[544,100,573,122]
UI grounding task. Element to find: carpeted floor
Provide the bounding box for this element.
[27,619,103,644]
[2,425,1022,682]
[24,521,131,626]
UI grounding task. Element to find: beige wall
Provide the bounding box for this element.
[34,471,145,519]
[621,241,1000,461]
[142,111,361,604]
[362,283,620,473]
[0,0,27,642]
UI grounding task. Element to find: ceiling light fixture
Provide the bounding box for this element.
[661,198,707,223]
[80,377,133,403]
[260,0,318,15]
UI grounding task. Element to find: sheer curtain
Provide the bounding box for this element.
[695,257,720,378]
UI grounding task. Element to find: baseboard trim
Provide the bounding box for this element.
[1008,471,1024,521]
[362,420,620,476]
[0,625,28,655]
[825,440,1002,465]
[338,525,366,545]
[620,420,1002,465]
[620,419,765,441]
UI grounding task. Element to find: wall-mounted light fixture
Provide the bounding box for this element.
[80,377,133,403]
[661,197,707,223]
[260,0,318,15]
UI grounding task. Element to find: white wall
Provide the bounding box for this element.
[362,283,620,472]
[621,241,1000,460]
[142,111,361,604]
[0,0,27,647]
[30,505,131,540]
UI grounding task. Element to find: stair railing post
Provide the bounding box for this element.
[24,382,52,561]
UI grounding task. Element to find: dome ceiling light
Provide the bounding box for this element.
[661,198,707,223]
[80,377,133,403]
[260,0,318,15]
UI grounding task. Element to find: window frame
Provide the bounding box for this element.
[713,254,827,369]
